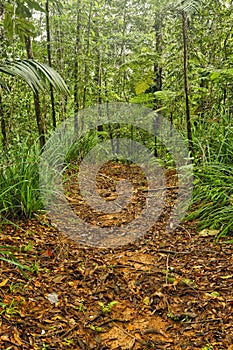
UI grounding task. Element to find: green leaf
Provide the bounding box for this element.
[0,60,69,94]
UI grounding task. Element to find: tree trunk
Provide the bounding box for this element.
[74,0,81,130]
[0,94,7,149]
[95,30,104,137]
[153,16,163,157]
[56,5,67,121]
[46,0,56,129]
[83,0,92,110]
[182,7,193,156]
[25,36,46,149]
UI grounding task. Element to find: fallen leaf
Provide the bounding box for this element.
[143,296,150,305]
[199,229,219,237]
[46,293,59,304]
[0,278,8,287]
[0,335,10,342]
[220,275,233,279]
[13,328,23,346]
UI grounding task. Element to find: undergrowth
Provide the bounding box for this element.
[0,140,42,220]
[0,116,232,239]
[188,116,233,237]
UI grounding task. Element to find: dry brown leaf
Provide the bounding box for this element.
[13,328,23,346]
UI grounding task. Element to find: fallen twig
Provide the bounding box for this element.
[98,318,130,327]
[157,249,191,255]
[184,317,223,324]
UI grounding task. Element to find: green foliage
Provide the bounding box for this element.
[65,129,100,164]
[188,120,233,237]
[188,162,233,237]
[0,298,19,316]
[2,0,44,41]
[0,60,69,94]
[201,345,213,350]
[174,0,204,13]
[0,245,32,278]
[89,324,102,332]
[0,141,42,220]
[98,301,117,314]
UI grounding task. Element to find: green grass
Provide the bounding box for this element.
[188,163,233,237]
[0,245,33,278]
[189,117,233,237]
[0,141,42,220]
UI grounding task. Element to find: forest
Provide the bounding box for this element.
[0,0,233,349]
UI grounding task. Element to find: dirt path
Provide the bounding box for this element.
[0,162,232,349]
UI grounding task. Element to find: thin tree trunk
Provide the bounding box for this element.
[182,7,193,156]
[46,0,56,129]
[96,33,104,136]
[74,0,81,130]
[97,50,102,105]
[83,0,93,110]
[56,5,66,121]
[0,5,7,149]
[25,36,46,149]
[119,0,127,101]
[0,94,7,149]
[153,16,163,157]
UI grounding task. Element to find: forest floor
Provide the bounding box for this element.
[0,162,233,350]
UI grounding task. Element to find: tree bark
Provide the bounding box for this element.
[25,36,46,149]
[0,94,7,149]
[153,16,163,157]
[182,7,193,156]
[55,5,67,121]
[83,0,92,110]
[74,0,81,130]
[46,0,56,129]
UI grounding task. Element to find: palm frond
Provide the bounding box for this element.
[0,59,69,94]
[175,0,203,13]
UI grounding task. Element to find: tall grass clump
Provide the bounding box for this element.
[0,140,43,220]
[189,116,233,238]
[65,129,101,164]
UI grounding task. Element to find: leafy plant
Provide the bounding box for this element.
[0,298,19,316]
[0,59,69,94]
[9,282,24,293]
[188,120,233,237]
[63,338,73,346]
[188,162,233,237]
[201,345,213,350]
[0,140,42,220]
[89,324,102,332]
[79,301,85,312]
[98,301,117,314]
[24,241,33,252]
[0,245,32,278]
[31,260,40,274]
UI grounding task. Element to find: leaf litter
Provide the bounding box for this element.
[0,161,232,349]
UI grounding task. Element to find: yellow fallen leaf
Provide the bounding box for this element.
[0,278,8,287]
[68,281,75,286]
[13,329,23,346]
[221,275,233,279]
[143,296,150,306]
[199,229,219,237]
